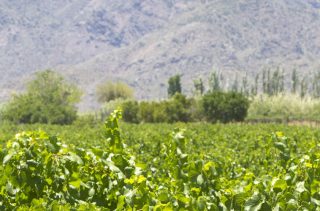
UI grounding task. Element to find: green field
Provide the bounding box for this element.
[0,111,319,210]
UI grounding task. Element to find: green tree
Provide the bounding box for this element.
[209,71,222,91]
[262,69,267,94]
[291,69,299,94]
[271,68,280,95]
[231,75,239,93]
[202,91,249,123]
[138,102,155,123]
[251,73,259,96]
[311,71,320,98]
[300,76,308,98]
[2,70,81,124]
[96,81,134,103]
[165,93,192,123]
[279,69,285,93]
[121,101,139,123]
[193,78,205,96]
[167,74,182,97]
[241,74,249,96]
[267,69,271,95]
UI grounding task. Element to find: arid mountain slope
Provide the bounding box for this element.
[1,0,320,110]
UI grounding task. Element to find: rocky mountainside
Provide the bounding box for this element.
[1,0,320,111]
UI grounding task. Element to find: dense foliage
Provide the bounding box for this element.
[122,94,198,123]
[1,70,81,125]
[202,91,249,123]
[96,81,134,103]
[0,111,319,210]
[122,92,248,124]
[167,75,182,97]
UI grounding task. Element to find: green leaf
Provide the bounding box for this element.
[274,142,287,152]
[244,193,263,211]
[66,152,83,165]
[197,196,207,211]
[158,190,169,202]
[272,179,287,193]
[88,188,95,197]
[311,197,320,206]
[197,174,204,185]
[296,181,306,193]
[117,195,126,209]
[300,191,310,202]
[176,193,190,204]
[69,179,82,189]
[3,152,14,164]
[233,193,248,209]
[45,178,53,185]
[286,199,298,210]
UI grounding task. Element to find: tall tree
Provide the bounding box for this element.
[209,71,222,91]
[279,69,285,93]
[262,69,267,94]
[291,69,299,94]
[267,69,272,95]
[231,75,239,93]
[270,68,281,95]
[167,74,182,97]
[311,71,320,98]
[193,78,205,96]
[241,74,249,96]
[300,76,308,98]
[251,73,259,96]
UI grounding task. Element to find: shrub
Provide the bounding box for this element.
[121,94,197,123]
[138,102,155,123]
[202,91,249,123]
[96,81,134,103]
[152,101,169,123]
[165,93,193,123]
[121,101,139,123]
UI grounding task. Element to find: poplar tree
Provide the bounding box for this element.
[167,74,182,97]
[194,78,205,96]
[209,71,221,91]
[300,76,308,98]
[291,69,299,94]
[311,71,320,98]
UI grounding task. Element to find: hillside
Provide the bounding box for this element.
[1,0,320,111]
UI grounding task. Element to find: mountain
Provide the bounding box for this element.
[1,0,320,111]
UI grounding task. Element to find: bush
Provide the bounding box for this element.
[202,91,249,123]
[121,92,249,124]
[96,81,134,103]
[1,70,81,124]
[138,102,155,123]
[152,101,169,123]
[165,93,193,123]
[121,101,139,123]
[121,94,196,123]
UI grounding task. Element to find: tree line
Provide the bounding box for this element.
[2,68,317,125]
[122,74,249,123]
[202,68,320,98]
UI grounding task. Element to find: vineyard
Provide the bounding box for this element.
[0,110,319,210]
